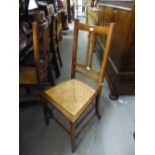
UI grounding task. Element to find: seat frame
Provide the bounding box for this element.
[42,19,114,153]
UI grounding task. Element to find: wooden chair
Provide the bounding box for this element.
[44,6,63,68]
[32,10,62,78]
[41,19,114,152]
[19,20,53,104]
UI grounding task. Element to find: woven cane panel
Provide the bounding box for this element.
[44,79,96,116]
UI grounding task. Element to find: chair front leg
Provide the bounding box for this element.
[69,121,76,153]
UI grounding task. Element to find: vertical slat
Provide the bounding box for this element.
[85,31,91,66]
[32,21,49,84]
[89,32,95,67]
[97,23,114,93]
[32,22,39,66]
[71,19,79,78]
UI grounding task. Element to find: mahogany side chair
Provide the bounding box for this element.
[41,19,114,153]
[19,20,52,104]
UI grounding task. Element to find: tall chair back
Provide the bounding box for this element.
[71,19,114,95]
[32,20,50,85]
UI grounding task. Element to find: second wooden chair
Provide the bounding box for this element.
[19,20,52,105]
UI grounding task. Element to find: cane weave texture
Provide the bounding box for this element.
[42,79,96,122]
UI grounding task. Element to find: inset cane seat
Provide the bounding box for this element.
[42,79,96,123]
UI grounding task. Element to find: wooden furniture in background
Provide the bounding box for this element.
[86,1,135,99]
[48,13,63,78]
[32,10,63,78]
[36,0,64,40]
[41,19,114,153]
[19,20,53,104]
[51,13,63,67]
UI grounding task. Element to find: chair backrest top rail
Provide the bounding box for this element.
[76,21,114,35]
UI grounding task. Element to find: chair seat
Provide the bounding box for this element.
[42,79,96,123]
[19,66,37,85]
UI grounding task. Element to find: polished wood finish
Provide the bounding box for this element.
[101,4,134,98]
[42,19,114,152]
[87,2,135,98]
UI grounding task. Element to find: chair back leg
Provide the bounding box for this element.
[95,94,101,120]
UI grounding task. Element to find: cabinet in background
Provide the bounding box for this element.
[87,3,135,99]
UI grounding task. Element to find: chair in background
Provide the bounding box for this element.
[19,20,53,105]
[41,19,114,152]
[32,10,62,78]
[51,13,63,67]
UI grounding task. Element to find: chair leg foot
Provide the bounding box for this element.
[70,122,76,153]
[95,95,101,120]
[109,93,119,100]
